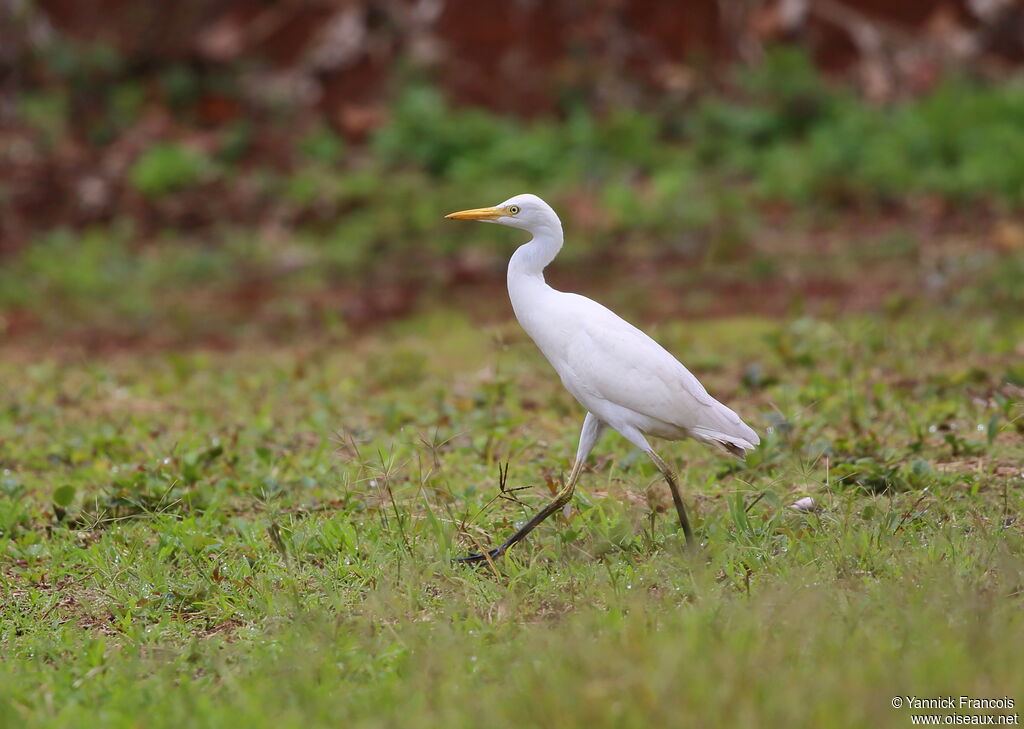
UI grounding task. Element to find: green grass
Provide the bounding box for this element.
[2,306,1022,728]
[5,41,1024,728]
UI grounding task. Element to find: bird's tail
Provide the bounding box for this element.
[690,425,760,460]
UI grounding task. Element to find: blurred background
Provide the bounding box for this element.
[2,0,1023,350]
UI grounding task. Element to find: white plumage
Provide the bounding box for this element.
[446,193,759,562]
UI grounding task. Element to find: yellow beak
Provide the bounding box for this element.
[444,206,504,221]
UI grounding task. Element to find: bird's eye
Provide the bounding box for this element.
[508,205,520,215]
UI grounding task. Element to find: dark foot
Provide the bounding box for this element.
[454,546,505,565]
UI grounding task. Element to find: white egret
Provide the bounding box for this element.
[446,194,759,562]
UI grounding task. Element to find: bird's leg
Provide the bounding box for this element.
[456,414,604,565]
[646,450,696,549]
[455,458,584,565]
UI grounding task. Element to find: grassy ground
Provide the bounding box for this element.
[1,299,1022,727]
[5,46,1024,728]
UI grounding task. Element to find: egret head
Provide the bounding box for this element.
[445,193,559,233]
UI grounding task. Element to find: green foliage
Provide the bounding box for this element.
[9,54,1024,342]
[747,77,1024,205]
[43,39,123,81]
[160,65,203,111]
[690,49,841,170]
[16,90,69,147]
[298,124,346,164]
[373,86,662,182]
[129,142,214,198]
[52,485,75,508]
[218,119,255,163]
[0,226,244,335]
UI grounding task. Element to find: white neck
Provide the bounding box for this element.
[507,218,564,282]
[503,214,565,351]
[506,219,563,336]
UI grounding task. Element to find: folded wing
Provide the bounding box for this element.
[559,295,759,453]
